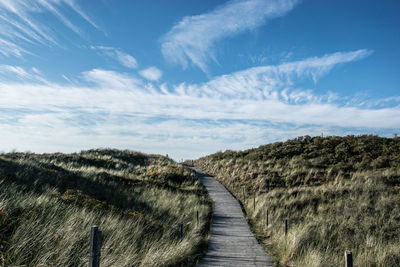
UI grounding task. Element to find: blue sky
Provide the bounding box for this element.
[0,0,399,160]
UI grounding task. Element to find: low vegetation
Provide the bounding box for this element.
[0,149,212,266]
[194,135,400,266]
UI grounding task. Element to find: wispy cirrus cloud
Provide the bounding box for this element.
[62,0,101,31]
[81,68,141,89]
[0,49,398,159]
[91,46,138,69]
[0,64,48,83]
[0,0,100,58]
[199,49,373,100]
[0,38,29,57]
[161,0,301,72]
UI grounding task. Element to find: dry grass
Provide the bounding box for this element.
[195,135,400,266]
[0,149,212,266]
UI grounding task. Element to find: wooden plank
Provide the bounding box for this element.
[345,251,353,267]
[89,225,102,267]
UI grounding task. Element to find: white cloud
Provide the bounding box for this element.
[81,68,142,89]
[0,50,398,159]
[139,67,163,81]
[36,0,81,35]
[62,0,101,31]
[161,0,301,72]
[0,37,30,57]
[0,0,100,58]
[61,74,73,83]
[115,50,138,69]
[92,46,138,69]
[0,65,28,77]
[0,64,47,83]
[200,49,373,100]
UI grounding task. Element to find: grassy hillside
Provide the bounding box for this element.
[194,135,400,266]
[0,149,212,266]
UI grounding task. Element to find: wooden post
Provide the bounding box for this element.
[345,251,353,267]
[266,209,269,228]
[196,211,199,226]
[180,223,184,240]
[89,225,102,267]
[284,219,288,236]
[253,195,256,210]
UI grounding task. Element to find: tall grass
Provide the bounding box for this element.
[195,135,400,266]
[0,149,212,266]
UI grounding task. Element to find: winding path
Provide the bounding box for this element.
[192,167,273,267]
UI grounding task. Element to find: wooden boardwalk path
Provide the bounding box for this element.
[192,167,274,267]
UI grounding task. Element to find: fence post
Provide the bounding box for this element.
[284,219,288,237]
[196,211,199,226]
[253,195,256,210]
[89,225,102,267]
[345,251,353,267]
[266,209,269,228]
[180,223,184,240]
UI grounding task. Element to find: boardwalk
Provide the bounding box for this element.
[192,167,274,267]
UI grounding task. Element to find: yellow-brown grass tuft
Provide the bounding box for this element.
[0,149,212,266]
[195,135,400,266]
